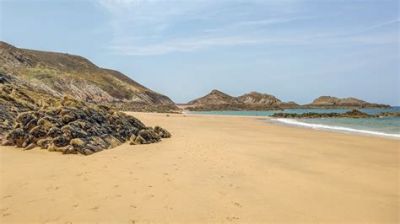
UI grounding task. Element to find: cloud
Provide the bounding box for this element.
[109,36,302,55]
[96,0,399,56]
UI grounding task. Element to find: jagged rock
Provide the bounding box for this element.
[29,126,47,139]
[22,134,34,148]
[134,135,146,145]
[24,143,36,150]
[48,143,57,152]
[37,138,52,149]
[103,135,122,148]
[70,138,87,150]
[129,134,137,145]
[47,127,63,138]
[37,116,62,130]
[53,135,69,147]
[61,125,88,139]
[1,75,171,155]
[24,118,38,131]
[16,112,37,127]
[5,128,26,147]
[154,126,171,138]
[137,129,161,144]
[61,114,76,124]
[63,146,77,154]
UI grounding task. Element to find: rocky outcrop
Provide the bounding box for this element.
[188,90,238,106]
[304,96,390,109]
[0,41,178,112]
[272,109,400,119]
[185,90,295,111]
[0,73,171,155]
[186,90,241,111]
[185,90,391,111]
[237,92,281,105]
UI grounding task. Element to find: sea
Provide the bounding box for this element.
[189,107,400,139]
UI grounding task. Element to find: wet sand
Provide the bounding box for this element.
[1,112,399,223]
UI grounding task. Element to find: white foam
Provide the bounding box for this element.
[272,118,400,139]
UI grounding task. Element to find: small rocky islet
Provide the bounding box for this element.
[0,74,171,155]
[272,109,400,119]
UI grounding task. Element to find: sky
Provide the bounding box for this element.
[1,0,399,105]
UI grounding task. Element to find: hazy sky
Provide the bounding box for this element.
[1,0,399,105]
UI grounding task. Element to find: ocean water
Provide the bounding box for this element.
[189,107,400,138]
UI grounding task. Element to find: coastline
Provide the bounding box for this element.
[186,110,400,140]
[269,117,400,140]
[1,112,399,223]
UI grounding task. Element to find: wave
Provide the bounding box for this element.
[272,118,400,139]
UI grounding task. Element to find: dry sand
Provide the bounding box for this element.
[0,112,399,223]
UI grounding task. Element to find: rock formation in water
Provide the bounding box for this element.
[304,96,389,109]
[0,41,178,112]
[272,109,400,119]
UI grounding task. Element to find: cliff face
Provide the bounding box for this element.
[186,90,295,111]
[305,96,390,108]
[0,41,178,112]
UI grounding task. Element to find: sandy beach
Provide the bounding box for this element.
[0,112,399,223]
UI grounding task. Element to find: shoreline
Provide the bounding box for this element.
[184,111,400,140]
[1,112,399,223]
[268,117,400,140]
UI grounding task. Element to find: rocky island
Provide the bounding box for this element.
[184,89,298,111]
[304,96,390,109]
[184,90,391,111]
[272,109,400,119]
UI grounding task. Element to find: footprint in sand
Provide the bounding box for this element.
[226,216,240,221]
[90,206,99,211]
[233,202,242,208]
[2,195,12,199]
[164,205,174,210]
[146,194,155,199]
[130,205,137,209]
[114,185,119,188]
[46,186,60,191]
[0,208,9,212]
[72,204,79,209]
[2,213,11,217]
